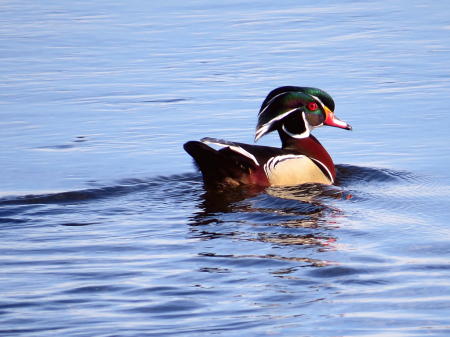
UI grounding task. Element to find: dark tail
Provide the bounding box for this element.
[183,141,253,187]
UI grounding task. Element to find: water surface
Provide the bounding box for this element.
[1,1,450,336]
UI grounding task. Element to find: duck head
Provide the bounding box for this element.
[255,86,352,142]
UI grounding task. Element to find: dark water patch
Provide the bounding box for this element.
[36,144,78,150]
[0,217,29,225]
[142,98,189,103]
[0,301,38,310]
[127,299,202,314]
[63,284,130,295]
[0,328,54,336]
[125,286,220,297]
[60,222,98,226]
[47,298,91,305]
[74,136,87,143]
[309,266,366,278]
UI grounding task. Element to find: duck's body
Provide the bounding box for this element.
[184,135,333,187]
[184,86,351,187]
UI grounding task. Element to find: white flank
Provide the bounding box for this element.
[201,137,260,166]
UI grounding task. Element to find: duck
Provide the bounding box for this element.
[184,86,352,187]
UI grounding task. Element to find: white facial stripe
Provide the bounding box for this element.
[257,93,331,141]
[309,95,326,109]
[258,92,286,117]
[254,124,271,142]
[261,93,326,118]
[254,108,298,142]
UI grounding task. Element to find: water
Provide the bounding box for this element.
[1,1,450,336]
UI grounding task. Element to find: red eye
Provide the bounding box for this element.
[308,102,318,111]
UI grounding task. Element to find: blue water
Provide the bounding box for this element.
[1,1,450,336]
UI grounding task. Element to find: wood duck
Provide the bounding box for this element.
[184,86,352,187]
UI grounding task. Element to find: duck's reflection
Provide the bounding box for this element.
[188,182,350,269]
[192,185,267,215]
